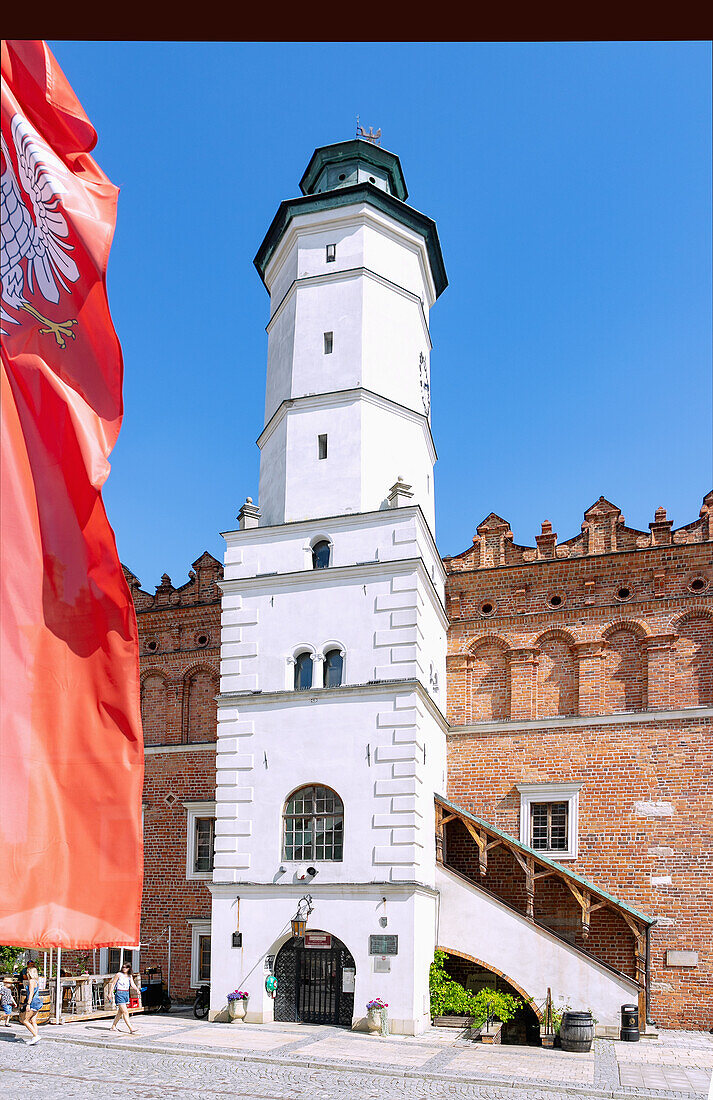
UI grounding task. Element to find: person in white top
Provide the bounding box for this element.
[108,962,140,1035]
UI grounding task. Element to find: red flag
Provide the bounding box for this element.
[1,41,143,948]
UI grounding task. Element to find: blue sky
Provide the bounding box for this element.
[48,42,712,589]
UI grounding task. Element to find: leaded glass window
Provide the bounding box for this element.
[283,785,344,862]
[530,801,568,851]
[194,817,215,873]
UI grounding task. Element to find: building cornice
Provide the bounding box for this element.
[218,674,449,731]
[447,705,713,737]
[254,185,447,300]
[145,742,216,756]
[255,386,438,465]
[221,505,447,590]
[218,555,448,628]
[209,880,439,899]
[266,265,432,351]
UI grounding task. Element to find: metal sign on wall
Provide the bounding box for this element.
[369,934,398,956]
[305,932,332,949]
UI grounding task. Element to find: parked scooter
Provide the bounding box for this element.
[193,983,210,1019]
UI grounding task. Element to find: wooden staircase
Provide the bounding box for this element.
[435,794,654,1023]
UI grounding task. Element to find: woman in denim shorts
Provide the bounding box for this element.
[109,962,139,1035]
[21,962,42,1044]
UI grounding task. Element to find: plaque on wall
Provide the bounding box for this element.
[374,956,391,973]
[342,967,356,992]
[305,932,332,949]
[369,935,398,956]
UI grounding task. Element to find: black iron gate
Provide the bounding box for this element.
[296,945,341,1024]
[274,934,355,1026]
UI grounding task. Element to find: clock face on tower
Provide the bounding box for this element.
[419,352,431,415]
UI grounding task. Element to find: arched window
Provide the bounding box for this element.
[323,648,344,688]
[283,785,344,862]
[312,540,331,569]
[294,652,313,691]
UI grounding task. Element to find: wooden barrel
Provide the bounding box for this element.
[36,988,52,1025]
[559,1010,594,1053]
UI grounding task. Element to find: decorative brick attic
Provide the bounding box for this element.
[443,492,713,1029]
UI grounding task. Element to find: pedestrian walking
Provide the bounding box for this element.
[109,961,139,1034]
[20,962,42,1044]
[1,978,16,1025]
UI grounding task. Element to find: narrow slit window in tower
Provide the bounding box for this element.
[324,331,333,354]
[318,434,328,460]
[326,243,336,262]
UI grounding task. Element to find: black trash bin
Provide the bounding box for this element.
[620,1003,640,1042]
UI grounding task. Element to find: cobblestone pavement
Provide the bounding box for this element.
[0,1015,710,1099]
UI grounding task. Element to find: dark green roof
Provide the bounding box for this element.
[254,183,448,300]
[436,794,655,925]
[299,139,408,201]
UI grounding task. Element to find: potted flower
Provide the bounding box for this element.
[227,989,248,1021]
[366,998,387,1033]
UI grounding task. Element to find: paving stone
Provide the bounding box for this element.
[1,1021,710,1100]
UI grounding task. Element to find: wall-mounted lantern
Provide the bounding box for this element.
[291,895,313,939]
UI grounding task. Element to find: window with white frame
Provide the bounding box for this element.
[101,946,140,975]
[189,920,211,987]
[283,785,344,861]
[516,782,581,860]
[183,801,216,880]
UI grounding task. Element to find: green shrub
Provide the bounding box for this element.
[429,949,522,1023]
[0,946,25,975]
[469,987,521,1025]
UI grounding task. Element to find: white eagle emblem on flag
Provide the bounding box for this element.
[1,112,79,348]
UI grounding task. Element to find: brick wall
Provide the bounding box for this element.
[444,494,713,1029]
[126,552,222,1000]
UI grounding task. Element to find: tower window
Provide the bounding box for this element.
[283,785,344,861]
[324,648,344,688]
[323,331,333,354]
[294,652,313,691]
[312,540,331,569]
[318,434,328,460]
[326,243,336,262]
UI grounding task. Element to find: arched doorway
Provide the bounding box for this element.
[440,950,541,1045]
[274,931,355,1027]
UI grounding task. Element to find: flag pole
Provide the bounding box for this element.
[54,946,62,1024]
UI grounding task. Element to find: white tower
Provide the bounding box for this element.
[210,138,448,1034]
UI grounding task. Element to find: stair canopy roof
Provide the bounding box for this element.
[435,794,655,926]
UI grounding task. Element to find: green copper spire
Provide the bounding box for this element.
[299,139,408,201]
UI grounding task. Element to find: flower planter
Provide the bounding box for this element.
[366,1007,382,1033]
[228,998,247,1022]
